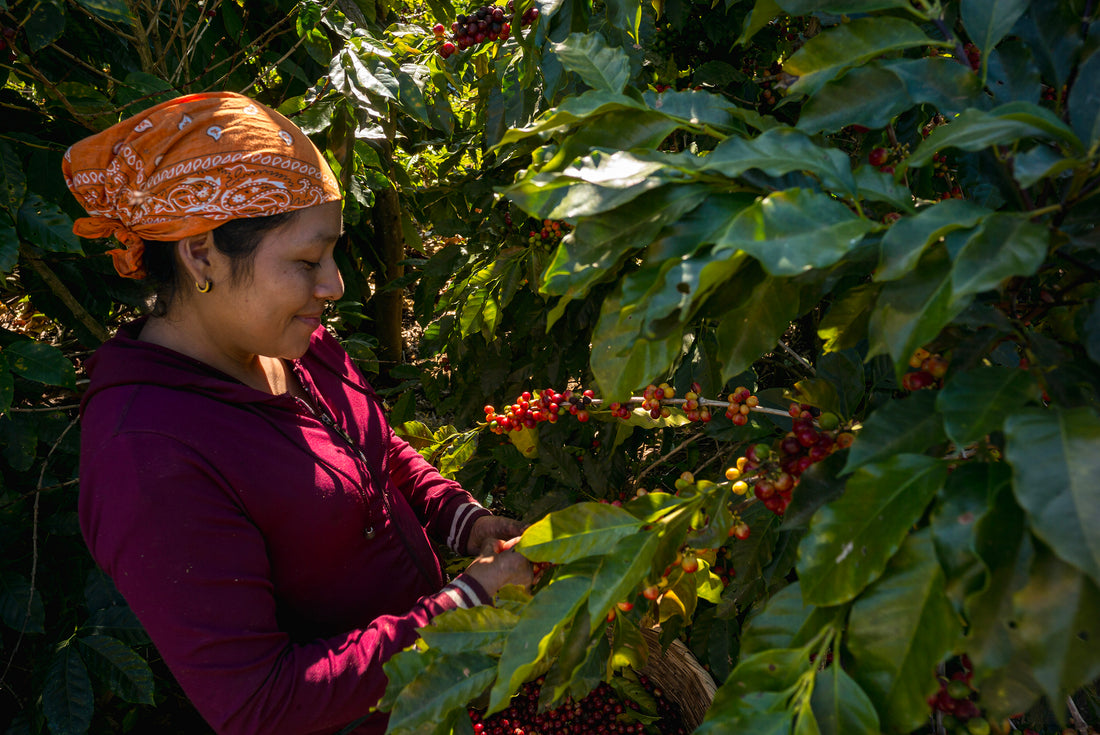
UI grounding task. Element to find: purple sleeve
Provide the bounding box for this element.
[384,423,492,555]
[80,433,489,735]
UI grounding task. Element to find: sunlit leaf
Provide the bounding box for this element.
[517,502,642,564]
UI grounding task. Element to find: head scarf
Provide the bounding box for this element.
[62,91,342,279]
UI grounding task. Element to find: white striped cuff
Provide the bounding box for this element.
[440,579,487,609]
[446,501,484,552]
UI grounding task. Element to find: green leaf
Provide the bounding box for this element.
[936,367,1041,446]
[388,651,498,734]
[868,245,970,375]
[24,0,65,51]
[586,532,659,633]
[517,502,643,564]
[17,193,82,254]
[1068,49,1100,149]
[817,283,878,353]
[950,213,1048,302]
[875,199,990,282]
[4,340,78,389]
[1005,407,1100,587]
[1010,546,1100,709]
[737,0,781,46]
[714,189,874,276]
[489,575,591,712]
[77,635,154,705]
[0,571,45,634]
[702,130,858,196]
[888,56,987,117]
[785,18,939,97]
[550,33,631,94]
[419,605,520,655]
[1012,144,1079,188]
[796,64,911,135]
[43,644,95,735]
[961,0,1029,59]
[842,392,947,474]
[799,454,947,607]
[503,150,694,221]
[0,215,17,274]
[847,531,962,733]
[0,413,38,472]
[539,184,710,305]
[395,65,433,127]
[777,0,909,11]
[590,284,684,402]
[699,648,806,733]
[809,664,881,735]
[740,582,843,656]
[714,275,804,384]
[74,0,132,23]
[907,103,1083,168]
[0,141,26,212]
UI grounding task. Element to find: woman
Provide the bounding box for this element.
[64,92,532,735]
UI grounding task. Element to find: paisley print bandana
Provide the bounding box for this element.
[62,92,342,279]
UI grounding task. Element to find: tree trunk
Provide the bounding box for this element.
[371,183,405,372]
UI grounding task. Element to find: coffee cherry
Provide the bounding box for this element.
[680,552,699,573]
[868,147,889,167]
[433,22,446,34]
[642,584,660,600]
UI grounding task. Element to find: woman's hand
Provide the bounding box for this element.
[462,536,533,599]
[466,515,526,557]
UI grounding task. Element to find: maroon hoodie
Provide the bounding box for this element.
[78,319,492,734]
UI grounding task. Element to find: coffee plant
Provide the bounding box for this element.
[2,0,1099,733]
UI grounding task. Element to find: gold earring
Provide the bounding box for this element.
[196,280,212,294]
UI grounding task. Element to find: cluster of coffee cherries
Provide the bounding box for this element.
[927,657,999,735]
[469,676,686,735]
[527,218,570,250]
[724,386,757,426]
[435,0,538,59]
[902,347,949,391]
[483,388,596,433]
[724,404,854,516]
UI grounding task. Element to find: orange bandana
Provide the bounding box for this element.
[63,92,342,279]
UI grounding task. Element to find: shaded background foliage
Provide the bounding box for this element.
[1,0,1099,733]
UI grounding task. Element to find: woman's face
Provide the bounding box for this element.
[200,201,345,363]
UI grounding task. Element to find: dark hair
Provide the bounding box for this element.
[142,211,296,317]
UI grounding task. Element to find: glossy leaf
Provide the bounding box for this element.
[77,635,154,705]
[961,0,1029,59]
[587,531,659,633]
[489,575,591,713]
[875,199,990,282]
[847,532,962,733]
[43,644,94,735]
[419,605,520,655]
[0,571,45,634]
[799,454,947,607]
[642,88,777,134]
[630,247,749,339]
[24,0,65,51]
[1068,48,1100,148]
[950,213,1048,303]
[4,340,77,389]
[0,141,25,212]
[699,648,806,733]
[517,502,642,564]
[714,275,803,384]
[936,367,1041,446]
[889,56,987,117]
[540,184,710,302]
[0,216,17,274]
[740,582,843,656]
[785,18,939,97]
[907,103,1083,168]
[1011,546,1100,709]
[74,0,131,23]
[1012,144,1079,188]
[842,391,947,474]
[809,664,881,735]
[389,651,498,734]
[713,189,874,277]
[1005,407,1100,586]
[868,245,969,375]
[702,129,857,195]
[590,284,684,402]
[17,193,82,254]
[817,283,878,353]
[796,64,911,134]
[551,33,630,94]
[496,91,647,145]
[777,0,909,10]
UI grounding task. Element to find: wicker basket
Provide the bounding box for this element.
[638,627,717,731]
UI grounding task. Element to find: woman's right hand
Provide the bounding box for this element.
[462,536,533,598]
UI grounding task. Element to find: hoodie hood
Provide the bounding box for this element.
[81,318,303,417]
